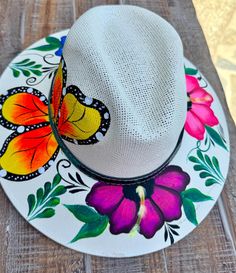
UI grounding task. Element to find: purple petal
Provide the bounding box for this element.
[110,198,138,234]
[151,185,182,221]
[86,182,123,215]
[139,199,164,238]
[155,166,190,192]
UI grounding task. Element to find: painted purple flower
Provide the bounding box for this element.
[86,166,190,238]
[55,36,67,56]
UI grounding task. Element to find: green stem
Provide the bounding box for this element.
[187,138,211,162]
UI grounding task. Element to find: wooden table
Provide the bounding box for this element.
[0,1,236,272]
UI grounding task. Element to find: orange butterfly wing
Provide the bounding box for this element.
[0,87,59,181]
[0,126,58,177]
[1,91,48,126]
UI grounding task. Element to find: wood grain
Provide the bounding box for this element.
[0,0,236,272]
[74,0,119,16]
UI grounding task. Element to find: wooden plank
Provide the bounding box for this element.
[23,0,75,49]
[91,253,167,273]
[0,0,25,74]
[74,0,120,17]
[0,189,8,272]
[125,0,170,19]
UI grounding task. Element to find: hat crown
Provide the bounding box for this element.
[54,5,187,180]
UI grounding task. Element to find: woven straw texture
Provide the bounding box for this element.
[62,5,187,178]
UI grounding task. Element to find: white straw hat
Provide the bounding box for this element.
[50,5,186,180]
[0,5,230,257]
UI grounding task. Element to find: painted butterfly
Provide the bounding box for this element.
[0,58,110,181]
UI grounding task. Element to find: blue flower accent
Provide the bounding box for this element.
[55,36,67,57]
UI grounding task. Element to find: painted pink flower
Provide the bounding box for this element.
[86,166,190,239]
[185,75,219,140]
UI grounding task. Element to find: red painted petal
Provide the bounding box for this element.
[191,103,219,126]
[0,125,57,175]
[2,93,48,125]
[139,199,164,238]
[155,166,190,192]
[186,75,199,92]
[86,182,124,215]
[110,198,138,234]
[151,186,182,221]
[189,87,213,106]
[184,110,205,140]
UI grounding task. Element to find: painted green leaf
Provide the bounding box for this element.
[27,194,36,216]
[182,188,213,202]
[21,69,31,77]
[27,174,66,221]
[52,173,61,187]
[31,44,60,51]
[11,59,43,78]
[11,68,20,77]
[35,208,55,219]
[31,64,42,69]
[64,204,100,223]
[30,69,42,76]
[199,172,211,178]
[17,61,36,67]
[212,156,220,172]
[193,164,207,171]
[219,124,226,143]
[36,188,44,205]
[44,197,60,207]
[31,36,61,51]
[51,185,66,197]
[204,154,213,169]
[184,67,198,75]
[196,149,204,162]
[188,156,200,163]
[70,216,108,242]
[205,126,228,151]
[182,198,198,226]
[14,58,30,65]
[43,182,52,199]
[205,178,218,186]
[45,36,61,46]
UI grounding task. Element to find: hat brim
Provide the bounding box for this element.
[0,30,230,257]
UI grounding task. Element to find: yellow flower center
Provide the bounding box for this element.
[129,186,146,236]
